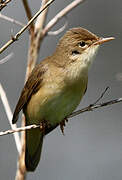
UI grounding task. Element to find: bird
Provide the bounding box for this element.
[12,27,114,171]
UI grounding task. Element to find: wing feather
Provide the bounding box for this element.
[12,63,47,124]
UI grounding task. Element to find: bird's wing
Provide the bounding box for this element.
[12,63,47,124]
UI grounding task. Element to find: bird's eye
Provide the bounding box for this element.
[72,50,80,55]
[79,41,86,47]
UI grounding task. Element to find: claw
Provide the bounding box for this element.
[60,118,68,135]
[40,120,51,135]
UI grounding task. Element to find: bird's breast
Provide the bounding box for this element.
[25,75,87,127]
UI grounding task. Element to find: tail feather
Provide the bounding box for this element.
[25,127,43,171]
[12,113,19,124]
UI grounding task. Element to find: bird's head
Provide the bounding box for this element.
[55,27,114,69]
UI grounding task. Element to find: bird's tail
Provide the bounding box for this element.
[25,126,43,171]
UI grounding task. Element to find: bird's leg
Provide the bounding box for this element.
[60,118,68,135]
[40,119,51,135]
[40,121,46,135]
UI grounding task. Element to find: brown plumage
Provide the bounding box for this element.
[12,27,114,171]
[12,63,46,124]
[13,27,98,124]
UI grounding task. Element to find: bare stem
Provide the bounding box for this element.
[22,0,32,21]
[0,83,21,153]
[0,13,25,26]
[0,124,40,136]
[35,0,50,33]
[69,97,122,118]
[48,19,68,35]
[14,1,55,180]
[0,0,55,54]
[0,52,14,64]
[25,0,51,80]
[15,1,54,179]
[91,86,109,105]
[43,0,85,35]
[0,0,12,11]
[15,115,26,180]
[22,0,34,33]
[0,97,122,136]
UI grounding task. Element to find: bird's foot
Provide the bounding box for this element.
[40,122,46,134]
[60,118,68,135]
[40,120,51,135]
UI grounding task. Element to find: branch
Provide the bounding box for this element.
[22,0,32,21]
[91,86,109,105]
[0,97,122,136]
[43,0,85,36]
[0,0,55,54]
[48,18,68,36]
[0,52,14,64]
[0,13,25,26]
[0,83,21,153]
[35,0,50,33]
[69,97,122,118]
[0,0,12,11]
[15,1,54,179]
[0,124,40,136]
[15,115,26,180]
[22,0,34,33]
[25,0,51,80]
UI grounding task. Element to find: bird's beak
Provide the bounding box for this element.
[93,37,115,45]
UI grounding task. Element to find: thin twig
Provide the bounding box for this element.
[0,52,14,64]
[0,83,21,153]
[35,0,50,33]
[22,0,34,33]
[0,13,25,26]
[0,97,122,136]
[25,0,51,80]
[0,0,55,54]
[91,86,110,105]
[48,18,68,35]
[69,97,122,118]
[22,0,32,21]
[0,0,12,11]
[0,124,40,136]
[43,0,85,36]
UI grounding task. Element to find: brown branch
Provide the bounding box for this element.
[0,0,55,54]
[69,97,122,118]
[25,0,51,80]
[91,86,109,105]
[22,0,32,21]
[0,97,122,137]
[0,0,12,11]
[15,1,54,179]
[43,0,85,36]
[10,1,55,180]
[22,0,34,33]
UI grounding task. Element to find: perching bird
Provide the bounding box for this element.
[12,27,114,171]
